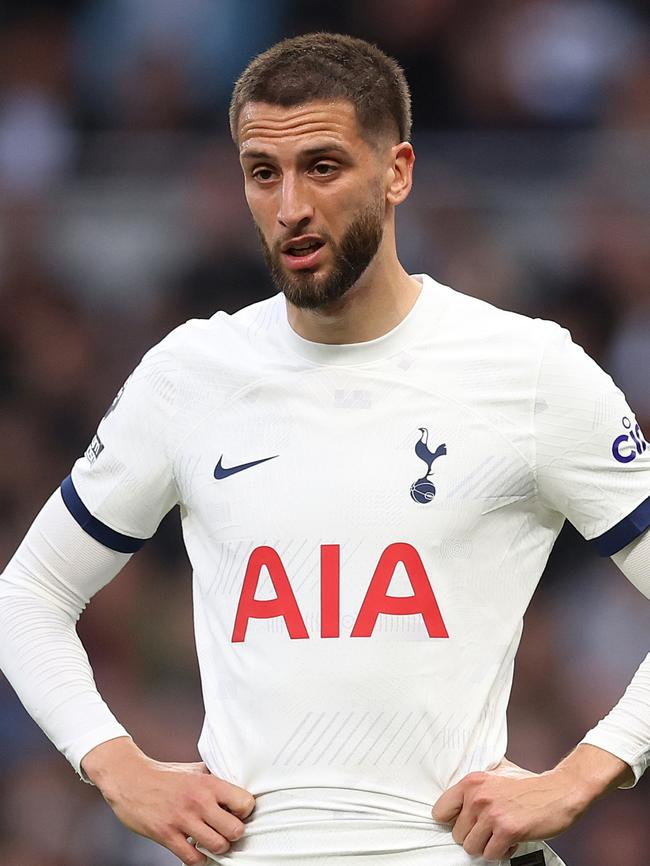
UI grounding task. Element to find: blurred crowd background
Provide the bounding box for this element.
[0,0,649,864]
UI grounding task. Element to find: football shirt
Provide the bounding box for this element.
[63,274,650,862]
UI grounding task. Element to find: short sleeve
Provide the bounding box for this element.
[61,346,179,552]
[534,323,650,556]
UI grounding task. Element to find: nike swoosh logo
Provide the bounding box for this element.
[214,454,278,480]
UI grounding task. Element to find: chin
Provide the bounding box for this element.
[290,287,354,313]
[280,271,329,309]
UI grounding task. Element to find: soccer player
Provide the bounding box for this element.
[1,32,649,866]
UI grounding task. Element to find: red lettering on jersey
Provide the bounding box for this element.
[351,542,449,638]
[320,544,340,638]
[233,543,448,642]
[231,546,309,642]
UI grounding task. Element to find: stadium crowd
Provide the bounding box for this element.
[0,1,648,863]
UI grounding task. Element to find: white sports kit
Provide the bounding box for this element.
[3,274,650,864]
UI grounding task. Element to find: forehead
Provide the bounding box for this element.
[237,99,368,155]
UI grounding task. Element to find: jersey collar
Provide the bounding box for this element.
[277,274,446,366]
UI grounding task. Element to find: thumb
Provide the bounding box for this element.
[178,761,210,775]
[431,781,465,823]
[490,756,534,780]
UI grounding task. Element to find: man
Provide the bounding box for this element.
[1,32,649,866]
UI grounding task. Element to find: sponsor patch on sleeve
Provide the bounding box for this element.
[611,415,648,464]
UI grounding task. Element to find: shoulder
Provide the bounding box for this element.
[123,293,284,420]
[143,291,283,369]
[433,277,564,352]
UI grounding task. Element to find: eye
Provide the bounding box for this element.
[311,162,337,177]
[252,167,276,183]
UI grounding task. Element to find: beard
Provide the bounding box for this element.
[255,193,385,310]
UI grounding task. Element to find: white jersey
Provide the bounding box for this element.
[63,273,650,863]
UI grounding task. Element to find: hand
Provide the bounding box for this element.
[431,745,632,861]
[431,755,586,861]
[81,737,255,865]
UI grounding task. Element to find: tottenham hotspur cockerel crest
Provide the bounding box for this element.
[410,427,447,504]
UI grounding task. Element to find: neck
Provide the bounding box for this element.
[284,245,421,345]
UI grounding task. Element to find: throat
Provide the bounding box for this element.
[286,274,423,343]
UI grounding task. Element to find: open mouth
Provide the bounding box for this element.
[281,238,327,270]
[284,240,325,257]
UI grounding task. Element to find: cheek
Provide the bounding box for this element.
[333,197,380,241]
[345,172,383,211]
[245,187,274,232]
[323,185,369,229]
[244,184,261,215]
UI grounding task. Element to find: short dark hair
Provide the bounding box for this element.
[229,32,412,147]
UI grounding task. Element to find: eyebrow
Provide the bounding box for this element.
[240,143,349,161]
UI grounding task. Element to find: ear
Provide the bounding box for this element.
[386,142,415,206]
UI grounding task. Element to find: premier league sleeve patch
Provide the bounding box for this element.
[84,434,104,465]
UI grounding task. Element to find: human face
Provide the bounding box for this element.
[238,100,388,310]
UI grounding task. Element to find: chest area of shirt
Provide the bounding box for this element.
[177,378,535,541]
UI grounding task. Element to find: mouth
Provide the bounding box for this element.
[280,236,326,270]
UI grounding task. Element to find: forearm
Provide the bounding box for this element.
[578,652,650,788]
[577,531,650,787]
[81,735,149,791]
[549,743,634,809]
[0,490,133,781]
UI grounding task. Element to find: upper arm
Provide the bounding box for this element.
[0,488,131,618]
[534,323,650,556]
[62,345,180,552]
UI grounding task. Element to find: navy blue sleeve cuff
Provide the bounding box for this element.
[591,495,650,557]
[60,475,146,554]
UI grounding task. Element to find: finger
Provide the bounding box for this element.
[185,823,231,857]
[202,807,246,842]
[431,782,465,823]
[490,758,533,780]
[164,832,208,865]
[211,779,256,819]
[483,832,519,861]
[164,761,209,775]
[461,819,493,857]
[450,802,479,846]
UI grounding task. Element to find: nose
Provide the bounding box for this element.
[277,173,314,230]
